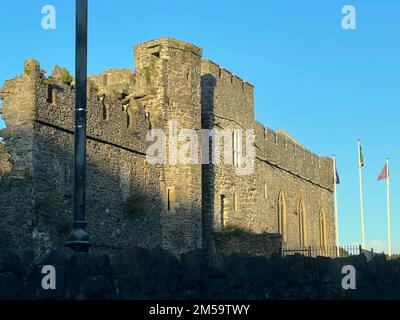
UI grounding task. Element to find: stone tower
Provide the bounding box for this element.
[133,38,203,252]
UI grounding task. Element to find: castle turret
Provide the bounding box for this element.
[0,59,41,254]
[133,38,203,253]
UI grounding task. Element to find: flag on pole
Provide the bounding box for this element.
[335,168,340,184]
[378,159,391,258]
[357,140,366,249]
[358,143,364,167]
[378,164,389,181]
[332,155,341,257]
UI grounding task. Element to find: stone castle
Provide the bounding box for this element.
[0,38,335,259]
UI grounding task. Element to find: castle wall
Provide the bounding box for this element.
[0,37,336,260]
[201,60,254,127]
[0,38,207,259]
[254,122,334,191]
[201,60,335,249]
[32,122,163,256]
[0,60,166,259]
[200,60,256,256]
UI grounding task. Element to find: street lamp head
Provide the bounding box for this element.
[65,222,91,252]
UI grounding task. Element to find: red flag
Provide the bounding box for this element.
[378,164,388,181]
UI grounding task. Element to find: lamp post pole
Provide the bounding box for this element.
[66,0,91,252]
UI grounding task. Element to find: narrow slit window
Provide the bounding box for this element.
[127,112,131,129]
[102,97,108,120]
[47,86,56,104]
[233,192,239,212]
[166,187,176,212]
[264,182,267,199]
[167,189,171,211]
[220,194,226,229]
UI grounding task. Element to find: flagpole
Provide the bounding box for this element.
[386,158,391,259]
[333,155,340,257]
[358,140,366,249]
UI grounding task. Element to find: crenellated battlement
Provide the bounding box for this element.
[201,59,254,130]
[35,78,149,155]
[89,68,134,96]
[0,40,333,192]
[254,121,334,191]
[134,37,203,58]
[201,59,254,95]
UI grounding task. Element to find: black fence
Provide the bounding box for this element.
[282,245,378,260]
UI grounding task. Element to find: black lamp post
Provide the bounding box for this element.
[66,0,91,252]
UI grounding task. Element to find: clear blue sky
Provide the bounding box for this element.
[1,0,399,253]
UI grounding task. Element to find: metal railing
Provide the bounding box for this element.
[281,245,377,260]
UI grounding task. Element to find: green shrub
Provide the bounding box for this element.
[215,225,250,239]
[124,193,146,215]
[61,70,74,85]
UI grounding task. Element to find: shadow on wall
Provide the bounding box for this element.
[0,89,209,258]
[0,124,169,260]
[201,73,217,258]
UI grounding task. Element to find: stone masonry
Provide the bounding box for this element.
[0,38,335,260]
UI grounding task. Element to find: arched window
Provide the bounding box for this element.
[319,208,327,248]
[298,199,307,247]
[278,191,287,243]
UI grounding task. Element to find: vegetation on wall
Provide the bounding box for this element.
[34,193,57,217]
[124,193,146,216]
[215,225,251,239]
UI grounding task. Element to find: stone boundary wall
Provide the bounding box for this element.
[0,246,396,300]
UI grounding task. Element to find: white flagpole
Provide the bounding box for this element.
[386,158,391,259]
[333,155,340,257]
[358,140,366,249]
